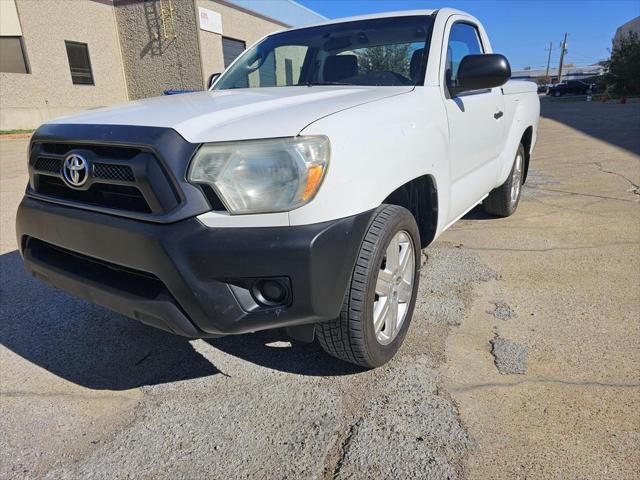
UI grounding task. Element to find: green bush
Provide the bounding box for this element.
[608,31,640,94]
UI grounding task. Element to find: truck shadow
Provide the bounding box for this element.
[540,99,640,156]
[0,250,218,390]
[207,331,365,377]
[461,204,495,220]
[0,250,360,390]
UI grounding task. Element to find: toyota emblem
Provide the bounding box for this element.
[62,153,89,188]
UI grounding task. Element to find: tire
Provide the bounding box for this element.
[554,90,561,97]
[316,205,421,368]
[483,143,525,217]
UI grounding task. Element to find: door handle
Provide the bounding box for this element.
[494,110,504,119]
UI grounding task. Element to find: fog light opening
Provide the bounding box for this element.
[251,278,291,307]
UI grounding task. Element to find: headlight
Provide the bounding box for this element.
[188,136,330,214]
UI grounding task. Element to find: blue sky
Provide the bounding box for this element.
[296,0,640,70]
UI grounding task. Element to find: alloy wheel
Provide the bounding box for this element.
[373,230,415,345]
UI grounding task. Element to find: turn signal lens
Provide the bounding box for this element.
[303,165,325,201]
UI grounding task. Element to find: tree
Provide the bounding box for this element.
[534,75,549,85]
[608,31,640,94]
[357,44,412,78]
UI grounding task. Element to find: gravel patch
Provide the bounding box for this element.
[490,335,528,375]
[329,244,497,479]
[486,301,517,321]
[521,169,560,199]
[416,244,498,327]
[45,382,342,480]
[335,357,473,480]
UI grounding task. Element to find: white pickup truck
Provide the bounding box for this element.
[17,9,539,368]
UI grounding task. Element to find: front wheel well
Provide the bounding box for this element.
[383,175,438,248]
[521,126,533,183]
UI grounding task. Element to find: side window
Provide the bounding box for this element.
[446,23,483,85]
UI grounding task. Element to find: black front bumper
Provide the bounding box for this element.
[16,197,373,337]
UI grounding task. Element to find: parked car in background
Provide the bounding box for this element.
[16,9,539,368]
[547,80,594,96]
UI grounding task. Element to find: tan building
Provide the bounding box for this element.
[0,0,128,130]
[613,16,640,47]
[0,0,325,130]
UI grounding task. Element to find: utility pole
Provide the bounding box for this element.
[545,41,553,83]
[557,33,568,84]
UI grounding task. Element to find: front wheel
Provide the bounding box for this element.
[483,143,525,217]
[316,205,421,368]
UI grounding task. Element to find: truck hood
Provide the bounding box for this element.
[48,86,413,144]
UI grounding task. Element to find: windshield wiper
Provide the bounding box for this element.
[296,81,352,87]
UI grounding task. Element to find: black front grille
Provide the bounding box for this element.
[34,157,135,183]
[28,141,176,216]
[27,125,210,222]
[34,157,62,174]
[37,176,151,213]
[93,163,135,182]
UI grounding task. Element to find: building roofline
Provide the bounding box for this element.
[210,0,291,28]
[284,0,328,20]
[110,0,291,28]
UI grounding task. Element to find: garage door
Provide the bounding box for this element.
[222,37,246,68]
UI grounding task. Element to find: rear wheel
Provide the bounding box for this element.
[316,205,420,368]
[483,143,525,217]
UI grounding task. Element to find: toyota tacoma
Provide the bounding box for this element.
[16,9,539,368]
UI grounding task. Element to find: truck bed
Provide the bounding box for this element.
[502,80,538,95]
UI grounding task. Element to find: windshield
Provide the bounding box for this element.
[214,15,434,90]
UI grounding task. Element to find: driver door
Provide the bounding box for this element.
[443,21,505,222]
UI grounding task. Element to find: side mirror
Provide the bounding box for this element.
[449,54,511,96]
[207,72,221,90]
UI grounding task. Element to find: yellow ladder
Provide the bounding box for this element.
[159,0,177,40]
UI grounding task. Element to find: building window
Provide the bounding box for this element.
[65,41,94,85]
[222,37,246,68]
[0,36,29,73]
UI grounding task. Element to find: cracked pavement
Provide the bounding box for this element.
[444,99,639,479]
[1,100,639,479]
